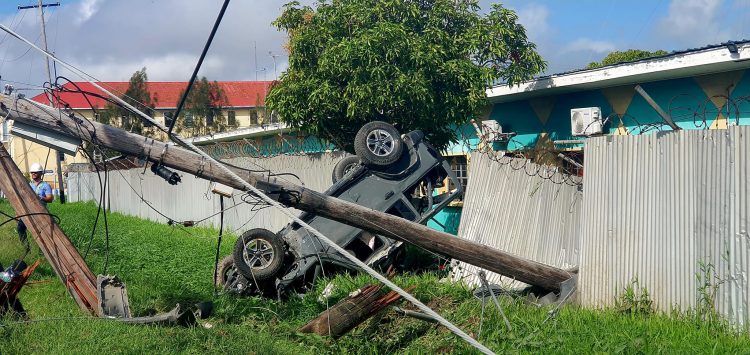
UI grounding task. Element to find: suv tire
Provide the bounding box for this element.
[332,155,361,183]
[215,255,236,288]
[233,228,285,281]
[354,121,403,166]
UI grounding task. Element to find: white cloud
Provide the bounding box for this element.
[75,0,102,25]
[84,54,226,82]
[656,0,728,45]
[515,3,550,40]
[0,0,293,91]
[563,38,616,54]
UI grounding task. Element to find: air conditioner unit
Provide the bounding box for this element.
[570,107,602,136]
[481,119,502,142]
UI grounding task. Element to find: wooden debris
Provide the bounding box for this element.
[1,259,41,316]
[300,284,415,338]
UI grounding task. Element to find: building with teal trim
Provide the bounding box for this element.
[433,40,750,235]
[485,40,750,152]
[191,40,750,236]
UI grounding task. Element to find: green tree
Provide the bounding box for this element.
[266,0,546,151]
[97,67,156,137]
[586,49,669,69]
[173,77,229,136]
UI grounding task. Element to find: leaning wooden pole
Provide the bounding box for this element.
[0,144,99,315]
[2,95,572,291]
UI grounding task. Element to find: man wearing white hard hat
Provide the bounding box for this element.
[17,163,54,248]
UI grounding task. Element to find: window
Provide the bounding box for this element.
[227,110,237,127]
[207,110,215,127]
[447,155,469,192]
[249,110,258,125]
[268,111,278,124]
[1,119,10,142]
[386,199,418,221]
[164,111,174,127]
[184,112,194,128]
[434,154,469,205]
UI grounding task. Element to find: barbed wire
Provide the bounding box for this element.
[40,80,750,189]
[198,135,336,160]
[457,93,750,186]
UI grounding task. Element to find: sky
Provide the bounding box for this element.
[0,0,748,94]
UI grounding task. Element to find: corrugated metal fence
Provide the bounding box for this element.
[580,126,749,326]
[67,127,750,326]
[68,152,346,234]
[451,152,583,288]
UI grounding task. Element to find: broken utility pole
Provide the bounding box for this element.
[300,283,410,337]
[19,0,67,204]
[1,95,573,292]
[0,144,99,315]
[0,260,41,316]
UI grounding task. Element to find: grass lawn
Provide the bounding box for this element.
[1,200,750,354]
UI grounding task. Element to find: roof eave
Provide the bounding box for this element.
[487,42,750,104]
[190,123,289,145]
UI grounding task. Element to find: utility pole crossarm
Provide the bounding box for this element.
[17,2,59,10]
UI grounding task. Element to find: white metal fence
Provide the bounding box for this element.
[68,152,347,234]
[579,126,750,326]
[451,152,583,288]
[67,126,750,327]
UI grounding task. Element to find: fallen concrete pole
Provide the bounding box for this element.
[0,144,100,315]
[2,95,573,291]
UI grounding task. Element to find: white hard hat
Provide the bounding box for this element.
[29,163,44,173]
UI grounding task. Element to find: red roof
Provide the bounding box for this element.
[31,81,273,109]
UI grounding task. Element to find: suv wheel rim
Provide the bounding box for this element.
[223,265,238,285]
[242,239,274,270]
[366,129,395,157]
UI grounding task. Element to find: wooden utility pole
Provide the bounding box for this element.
[0,144,99,315]
[18,1,66,204]
[2,96,573,292]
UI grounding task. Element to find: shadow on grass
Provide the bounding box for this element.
[363,319,436,353]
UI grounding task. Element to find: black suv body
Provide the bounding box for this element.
[219,122,463,296]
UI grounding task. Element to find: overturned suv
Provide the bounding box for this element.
[217,121,463,296]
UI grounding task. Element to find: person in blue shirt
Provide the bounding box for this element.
[17,163,53,249]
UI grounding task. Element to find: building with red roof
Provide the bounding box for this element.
[2,80,279,181]
[32,81,272,109]
[30,81,277,136]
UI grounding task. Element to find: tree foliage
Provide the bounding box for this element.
[267,0,546,151]
[586,49,669,69]
[98,67,156,137]
[174,77,229,136]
